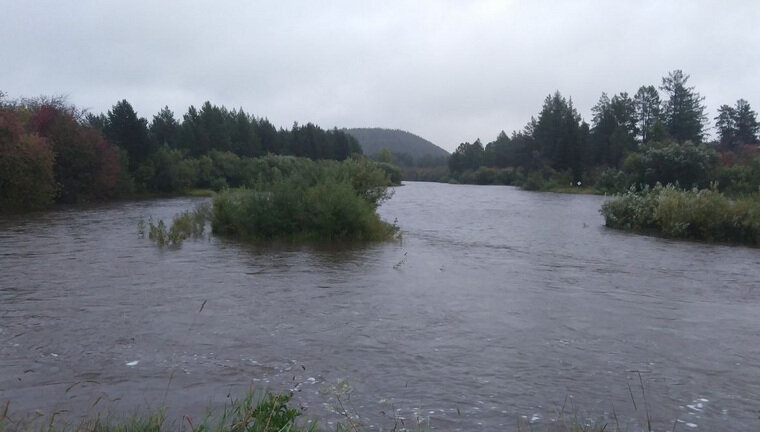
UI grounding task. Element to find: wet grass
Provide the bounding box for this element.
[139,204,211,247]
[0,389,693,432]
[600,183,760,246]
[0,392,317,432]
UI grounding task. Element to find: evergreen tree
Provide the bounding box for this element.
[484,131,511,168]
[660,70,706,143]
[714,104,736,148]
[104,100,151,172]
[634,85,661,143]
[198,101,232,153]
[254,118,281,154]
[448,140,485,173]
[590,92,638,167]
[733,99,759,146]
[533,92,586,179]
[84,112,107,132]
[178,105,203,155]
[149,106,179,148]
[715,99,759,148]
[229,108,261,157]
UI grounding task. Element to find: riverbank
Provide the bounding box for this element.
[600,184,760,247]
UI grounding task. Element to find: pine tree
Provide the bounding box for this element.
[733,99,759,146]
[590,92,638,167]
[634,85,661,143]
[533,91,586,179]
[149,106,179,148]
[714,104,736,148]
[660,70,706,143]
[104,100,151,172]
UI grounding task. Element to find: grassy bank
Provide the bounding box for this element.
[600,184,760,246]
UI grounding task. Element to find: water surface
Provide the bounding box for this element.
[1,182,759,431]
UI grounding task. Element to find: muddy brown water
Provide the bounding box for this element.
[1,182,759,431]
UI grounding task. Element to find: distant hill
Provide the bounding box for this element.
[344,128,449,161]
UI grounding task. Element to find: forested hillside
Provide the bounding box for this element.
[344,128,448,166]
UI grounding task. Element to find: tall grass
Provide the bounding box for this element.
[0,391,316,432]
[600,183,760,246]
[140,204,211,247]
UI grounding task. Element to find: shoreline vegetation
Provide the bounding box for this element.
[600,184,760,247]
[1,94,399,243]
[142,156,398,246]
[381,70,759,199]
[360,69,759,246]
[2,68,759,244]
[0,389,650,432]
[0,94,401,214]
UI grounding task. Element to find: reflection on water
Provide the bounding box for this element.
[1,182,759,431]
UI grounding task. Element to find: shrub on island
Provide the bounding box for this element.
[210,156,398,241]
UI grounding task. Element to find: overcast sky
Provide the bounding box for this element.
[2,1,759,152]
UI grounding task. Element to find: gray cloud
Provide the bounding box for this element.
[3,0,759,151]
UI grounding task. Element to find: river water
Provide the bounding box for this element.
[1,182,759,431]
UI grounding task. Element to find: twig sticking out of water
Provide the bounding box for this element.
[627,382,637,412]
[636,371,652,432]
[393,251,407,270]
[1,400,9,424]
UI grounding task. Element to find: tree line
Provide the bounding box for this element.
[447,70,759,193]
[0,94,364,212]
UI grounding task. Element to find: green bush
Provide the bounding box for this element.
[599,185,660,231]
[494,167,524,185]
[375,162,402,185]
[150,146,198,192]
[624,140,717,189]
[211,157,397,241]
[712,161,760,196]
[473,166,498,185]
[595,168,634,194]
[600,184,760,246]
[210,151,244,187]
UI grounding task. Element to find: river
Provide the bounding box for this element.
[1,182,759,431]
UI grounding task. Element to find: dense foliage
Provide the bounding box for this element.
[0,109,58,211]
[442,70,759,196]
[210,156,397,241]
[0,96,363,213]
[600,184,760,246]
[1,98,124,211]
